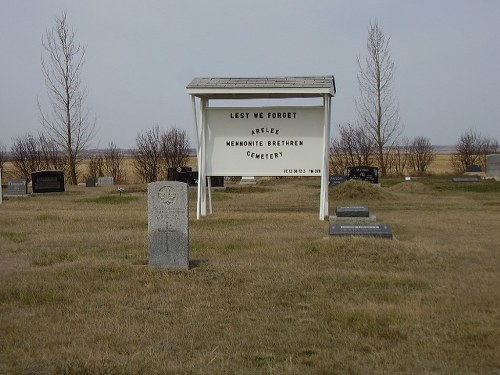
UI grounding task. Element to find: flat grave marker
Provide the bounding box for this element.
[336,206,369,217]
[329,224,393,239]
[451,177,480,183]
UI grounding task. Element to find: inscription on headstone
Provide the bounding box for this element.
[148,181,189,269]
[7,179,28,196]
[486,154,500,178]
[346,166,379,184]
[31,170,65,193]
[329,224,393,239]
[97,176,114,186]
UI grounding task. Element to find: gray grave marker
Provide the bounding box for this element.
[148,181,189,269]
[7,179,28,196]
[98,176,114,186]
[451,177,480,183]
[486,154,500,178]
[329,224,393,239]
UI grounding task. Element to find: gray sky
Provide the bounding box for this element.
[1,0,499,149]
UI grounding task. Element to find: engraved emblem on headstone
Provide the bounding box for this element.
[158,186,176,205]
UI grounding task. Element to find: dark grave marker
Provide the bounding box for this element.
[329,175,347,186]
[329,224,393,239]
[465,164,482,173]
[7,179,28,196]
[336,206,369,217]
[31,170,65,193]
[346,166,379,184]
[86,178,96,187]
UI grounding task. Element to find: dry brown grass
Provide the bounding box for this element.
[1,178,500,374]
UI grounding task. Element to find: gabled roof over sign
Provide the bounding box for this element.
[186,76,336,99]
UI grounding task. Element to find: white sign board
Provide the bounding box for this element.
[206,106,324,176]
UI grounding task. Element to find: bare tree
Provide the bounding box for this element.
[329,122,374,175]
[451,129,497,172]
[408,136,436,175]
[133,125,163,183]
[87,154,104,180]
[389,137,410,176]
[355,19,402,176]
[104,142,125,183]
[160,127,191,174]
[10,133,63,181]
[38,12,95,185]
[0,142,6,172]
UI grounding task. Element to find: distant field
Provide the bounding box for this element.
[1,154,454,184]
[1,177,499,374]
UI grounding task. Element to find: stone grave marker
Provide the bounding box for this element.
[240,176,257,184]
[451,177,480,183]
[329,224,393,239]
[486,154,500,179]
[86,178,96,187]
[336,206,369,217]
[98,176,114,186]
[329,175,347,186]
[466,164,482,173]
[7,179,28,196]
[346,166,379,184]
[330,206,376,222]
[148,181,189,269]
[31,171,65,193]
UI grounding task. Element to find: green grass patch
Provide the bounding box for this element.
[35,214,61,221]
[80,195,138,204]
[0,231,28,243]
[0,285,64,305]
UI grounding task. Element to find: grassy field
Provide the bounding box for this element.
[1,177,499,374]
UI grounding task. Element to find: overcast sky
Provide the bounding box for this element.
[1,0,499,149]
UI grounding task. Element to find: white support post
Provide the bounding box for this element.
[320,94,332,220]
[192,96,202,219]
[200,98,208,217]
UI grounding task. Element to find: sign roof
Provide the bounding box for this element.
[187,76,335,99]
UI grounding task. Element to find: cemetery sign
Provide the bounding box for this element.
[187,76,336,220]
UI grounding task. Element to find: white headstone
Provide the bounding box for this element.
[486,154,500,179]
[240,176,256,184]
[148,181,189,269]
[97,176,114,186]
